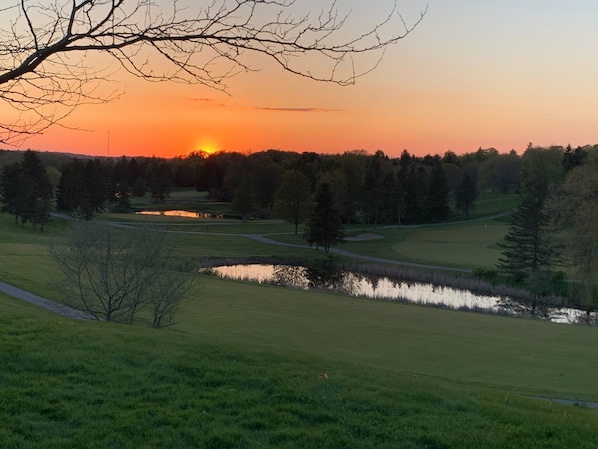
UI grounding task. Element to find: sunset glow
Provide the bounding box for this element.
[5,1,598,158]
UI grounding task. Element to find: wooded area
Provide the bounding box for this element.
[1,143,597,313]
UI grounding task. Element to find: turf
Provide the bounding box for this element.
[269,221,509,270]
[2,295,598,449]
[182,276,598,399]
[3,209,598,447]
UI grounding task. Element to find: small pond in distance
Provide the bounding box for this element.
[137,210,224,219]
[207,264,591,325]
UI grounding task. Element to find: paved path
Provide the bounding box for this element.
[0,280,96,320]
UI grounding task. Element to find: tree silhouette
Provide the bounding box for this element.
[0,150,53,229]
[455,172,477,217]
[424,160,450,222]
[0,0,425,143]
[273,169,312,234]
[305,181,344,253]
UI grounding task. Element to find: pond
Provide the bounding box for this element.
[137,210,224,219]
[205,264,591,325]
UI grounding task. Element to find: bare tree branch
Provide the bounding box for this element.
[0,0,426,144]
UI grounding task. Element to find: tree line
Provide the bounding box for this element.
[0,143,593,232]
[1,143,598,319]
[0,146,526,224]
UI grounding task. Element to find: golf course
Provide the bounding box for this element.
[2,192,598,448]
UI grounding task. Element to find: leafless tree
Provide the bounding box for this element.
[49,217,195,326]
[0,0,425,144]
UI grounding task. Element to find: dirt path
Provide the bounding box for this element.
[0,280,95,320]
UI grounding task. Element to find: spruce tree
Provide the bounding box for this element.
[0,150,52,229]
[305,182,344,253]
[497,192,561,301]
[455,172,478,217]
[424,161,450,222]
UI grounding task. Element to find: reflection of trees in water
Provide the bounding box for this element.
[212,263,593,325]
[272,265,309,289]
[305,258,345,290]
[341,272,361,296]
[497,297,551,319]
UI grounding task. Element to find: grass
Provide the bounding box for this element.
[451,191,520,220]
[182,276,598,399]
[388,222,509,269]
[2,295,598,449]
[4,205,598,447]
[269,220,509,270]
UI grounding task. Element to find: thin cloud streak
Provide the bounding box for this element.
[255,107,342,113]
[185,97,227,108]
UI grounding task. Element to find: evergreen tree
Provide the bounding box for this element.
[562,144,587,173]
[56,158,108,219]
[305,182,344,253]
[424,161,450,222]
[455,172,478,216]
[149,163,172,203]
[1,162,32,224]
[401,164,427,223]
[497,192,561,303]
[22,150,53,230]
[0,150,53,229]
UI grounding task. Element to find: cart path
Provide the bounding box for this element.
[0,280,96,320]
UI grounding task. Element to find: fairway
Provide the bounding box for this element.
[181,275,598,399]
[392,222,508,269]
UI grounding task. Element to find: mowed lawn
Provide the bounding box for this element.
[183,276,598,400]
[3,288,598,448]
[390,222,508,269]
[3,212,598,448]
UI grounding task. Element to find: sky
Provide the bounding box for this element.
[5,0,598,158]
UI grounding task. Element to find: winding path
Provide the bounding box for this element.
[0,280,95,320]
[6,210,514,316]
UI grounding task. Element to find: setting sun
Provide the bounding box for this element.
[193,139,220,156]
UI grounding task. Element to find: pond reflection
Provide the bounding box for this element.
[207,264,592,325]
[137,210,223,219]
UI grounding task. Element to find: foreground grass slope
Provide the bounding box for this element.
[184,276,598,400]
[2,296,598,449]
[3,209,598,447]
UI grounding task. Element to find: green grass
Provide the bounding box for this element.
[388,222,509,269]
[269,221,509,270]
[451,192,520,220]
[2,295,598,449]
[3,211,598,447]
[183,276,598,399]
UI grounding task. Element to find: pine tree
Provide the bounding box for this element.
[424,161,450,222]
[21,150,53,230]
[305,182,344,253]
[455,172,478,217]
[0,150,53,229]
[497,192,561,302]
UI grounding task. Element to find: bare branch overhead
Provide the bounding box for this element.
[0,0,426,144]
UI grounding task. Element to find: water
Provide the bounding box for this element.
[137,210,223,219]
[207,264,591,325]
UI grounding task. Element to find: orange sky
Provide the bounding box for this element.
[5,1,598,158]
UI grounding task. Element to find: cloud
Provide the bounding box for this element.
[255,107,342,113]
[185,97,227,108]
[184,99,341,113]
